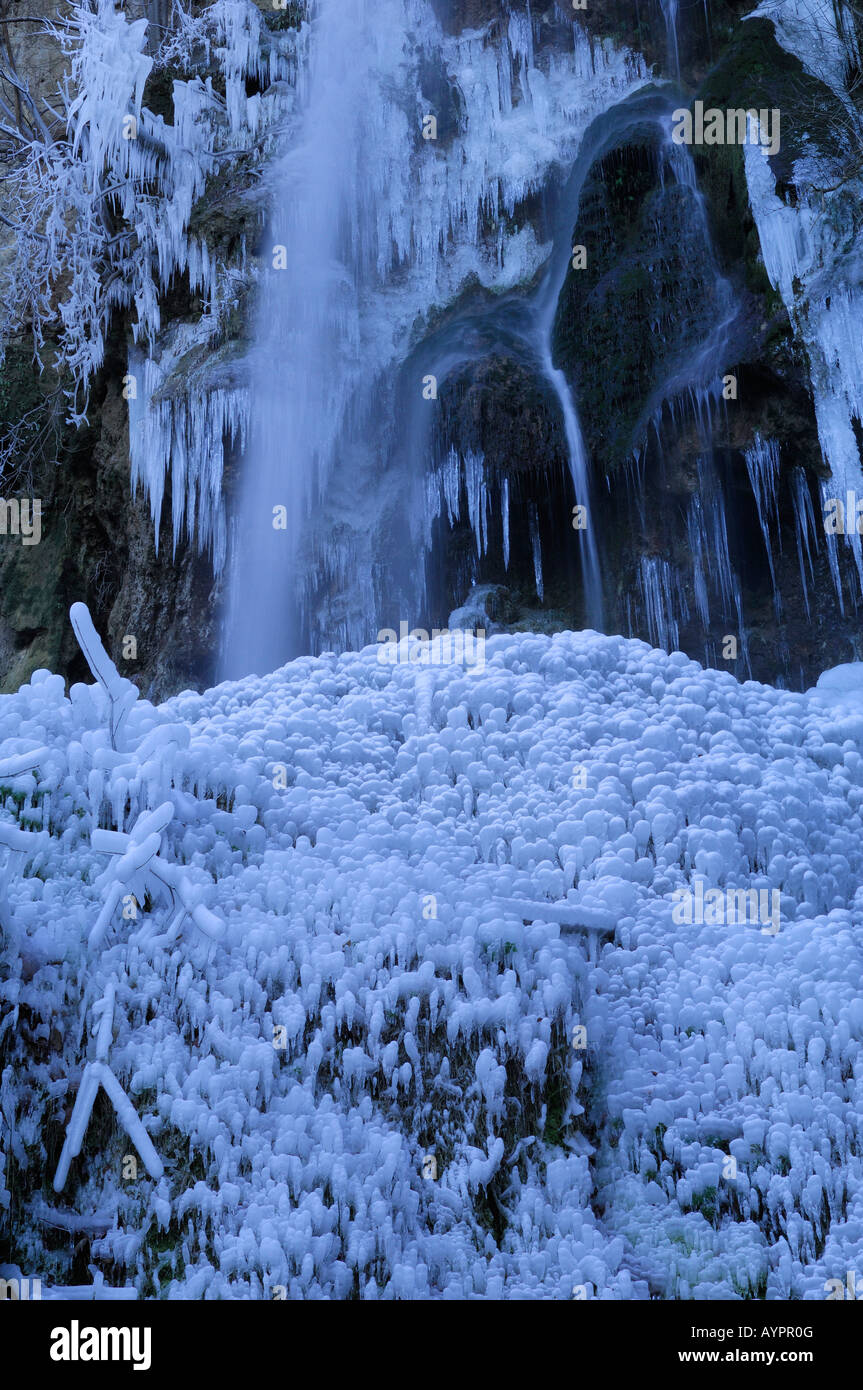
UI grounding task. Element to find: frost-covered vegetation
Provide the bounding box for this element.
[0,0,300,428]
[2,614,863,1297]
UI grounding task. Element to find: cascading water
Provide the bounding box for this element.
[214,3,829,685]
[611,114,753,663]
[220,0,381,678]
[536,326,604,628]
[217,4,646,674]
[660,0,681,80]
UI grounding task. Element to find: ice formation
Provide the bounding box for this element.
[3,612,863,1298]
[744,0,863,596]
[218,0,645,663]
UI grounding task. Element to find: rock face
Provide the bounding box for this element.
[540,13,861,686]
[0,331,221,697]
[421,5,863,688]
[1,0,862,694]
[425,351,582,633]
[552,119,730,474]
[0,0,257,698]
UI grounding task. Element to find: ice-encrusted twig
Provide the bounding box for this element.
[53,1060,164,1192]
[0,747,51,778]
[0,821,47,928]
[505,899,616,964]
[148,858,224,943]
[69,602,138,751]
[40,1277,138,1301]
[93,979,115,1061]
[52,1063,101,1192]
[30,1202,112,1236]
[0,822,45,854]
[95,1064,163,1178]
[0,745,50,926]
[51,603,223,1204]
[89,801,224,948]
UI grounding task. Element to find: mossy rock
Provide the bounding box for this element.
[574,0,763,84]
[188,169,269,262]
[551,130,728,472]
[696,17,850,187]
[436,352,564,479]
[0,342,45,433]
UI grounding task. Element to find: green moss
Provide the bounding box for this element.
[0,342,44,429]
[690,1184,718,1224]
[553,135,721,470]
[697,19,846,181]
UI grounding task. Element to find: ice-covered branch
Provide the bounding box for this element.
[89,801,224,948]
[53,1061,164,1192]
[0,746,50,778]
[0,819,47,927]
[69,602,138,750]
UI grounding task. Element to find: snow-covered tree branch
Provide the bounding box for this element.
[0,0,290,430]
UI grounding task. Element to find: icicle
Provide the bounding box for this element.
[683,458,743,639]
[744,434,782,617]
[743,95,863,603]
[464,451,489,558]
[528,502,544,602]
[734,588,752,680]
[686,495,710,630]
[502,475,510,572]
[790,468,818,620]
[701,461,738,621]
[823,489,846,617]
[638,556,682,652]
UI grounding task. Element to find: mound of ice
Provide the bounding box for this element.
[811,663,863,708]
[2,629,862,1299]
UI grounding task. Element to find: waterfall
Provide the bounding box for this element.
[211,6,823,679]
[220,0,386,677]
[214,6,648,673]
[660,0,681,80]
[652,128,739,407]
[540,357,604,628]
